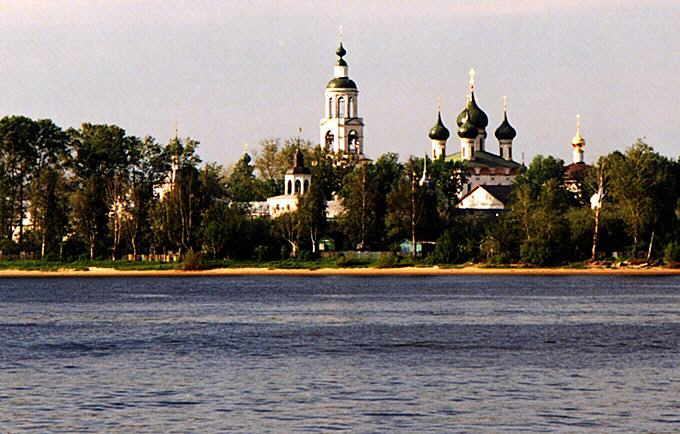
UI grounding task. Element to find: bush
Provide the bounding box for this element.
[432,229,474,264]
[182,249,206,271]
[664,242,680,267]
[375,252,398,268]
[0,239,19,256]
[520,239,555,266]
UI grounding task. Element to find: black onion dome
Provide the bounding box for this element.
[336,42,346,58]
[495,112,516,140]
[457,93,488,128]
[326,77,357,89]
[428,112,450,141]
[458,111,478,139]
[287,148,311,174]
[467,93,488,128]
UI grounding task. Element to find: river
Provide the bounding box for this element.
[1,275,680,432]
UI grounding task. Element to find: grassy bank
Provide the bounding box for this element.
[0,256,672,273]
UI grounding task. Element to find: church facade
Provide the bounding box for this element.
[427,70,522,210]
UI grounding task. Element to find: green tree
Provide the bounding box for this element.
[125,136,169,258]
[298,179,327,254]
[386,158,438,256]
[608,141,676,259]
[340,163,379,250]
[68,123,135,259]
[150,136,203,255]
[275,210,302,258]
[201,202,246,258]
[28,168,70,259]
[226,153,263,202]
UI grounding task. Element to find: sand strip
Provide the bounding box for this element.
[0,266,679,278]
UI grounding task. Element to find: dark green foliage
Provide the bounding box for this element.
[375,252,399,268]
[226,153,265,202]
[520,238,556,266]
[664,242,680,266]
[1,113,679,268]
[182,249,206,270]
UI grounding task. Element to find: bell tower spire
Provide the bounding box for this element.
[572,114,586,164]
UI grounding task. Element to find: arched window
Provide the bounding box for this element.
[348,97,353,117]
[325,131,334,148]
[287,180,292,195]
[303,180,310,193]
[348,130,359,153]
[295,180,302,194]
[337,97,345,118]
[328,98,333,117]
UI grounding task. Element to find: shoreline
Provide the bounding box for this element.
[1,265,680,278]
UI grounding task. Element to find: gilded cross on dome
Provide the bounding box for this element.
[469,68,476,92]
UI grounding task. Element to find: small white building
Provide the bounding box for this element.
[458,185,513,211]
[266,148,312,218]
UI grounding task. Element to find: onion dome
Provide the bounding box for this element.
[428,112,450,141]
[287,148,311,174]
[572,133,585,147]
[572,114,586,147]
[457,111,478,139]
[456,93,488,129]
[495,112,516,140]
[326,77,357,89]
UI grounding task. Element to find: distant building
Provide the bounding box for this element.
[564,114,589,194]
[266,148,312,218]
[319,43,365,158]
[425,70,522,210]
[457,184,513,212]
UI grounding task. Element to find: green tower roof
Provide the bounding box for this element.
[428,111,450,141]
[494,112,516,140]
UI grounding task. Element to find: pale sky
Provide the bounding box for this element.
[1,0,678,166]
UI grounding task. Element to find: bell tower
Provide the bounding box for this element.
[319,42,365,156]
[572,114,586,164]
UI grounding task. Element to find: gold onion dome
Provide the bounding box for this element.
[428,112,450,141]
[572,133,586,147]
[572,115,586,147]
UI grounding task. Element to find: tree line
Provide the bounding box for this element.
[1,114,679,265]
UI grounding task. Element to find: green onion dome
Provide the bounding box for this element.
[457,111,478,139]
[326,77,357,89]
[494,112,516,140]
[428,112,450,141]
[456,93,488,129]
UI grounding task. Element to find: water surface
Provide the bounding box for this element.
[1,275,680,432]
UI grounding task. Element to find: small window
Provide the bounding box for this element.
[303,180,310,193]
[287,180,292,195]
[337,97,345,117]
[295,180,301,194]
[348,130,359,153]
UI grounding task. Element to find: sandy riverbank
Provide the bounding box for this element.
[1,265,680,278]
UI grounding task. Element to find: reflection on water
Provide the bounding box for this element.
[1,275,680,432]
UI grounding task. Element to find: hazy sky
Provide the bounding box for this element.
[1,0,678,167]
